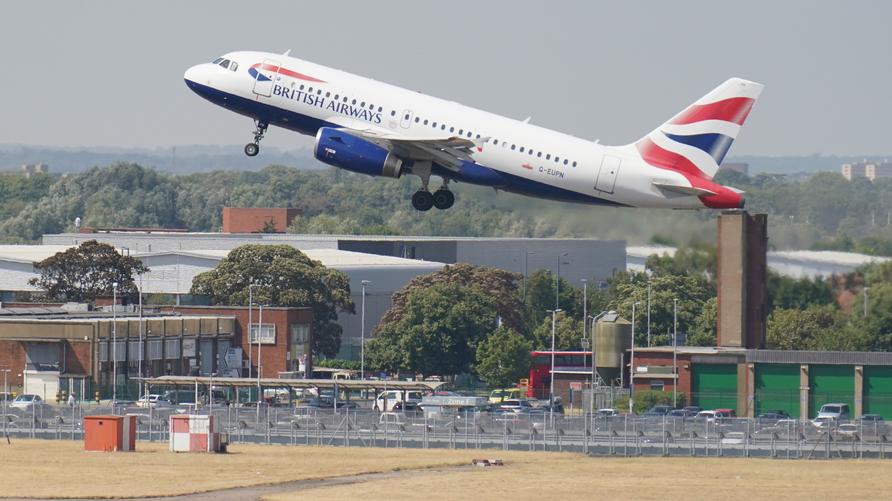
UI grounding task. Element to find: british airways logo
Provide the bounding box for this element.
[272,84,383,124]
[249,63,326,83]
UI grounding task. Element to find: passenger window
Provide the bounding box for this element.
[325,91,330,97]
[546,154,551,160]
[415,117,420,123]
[520,147,525,153]
[476,134,481,139]
[458,129,464,135]
[343,96,348,102]
[432,122,437,128]
[334,94,339,100]
[564,159,569,165]
[555,156,560,162]
[391,110,396,116]
[317,89,322,95]
[361,101,366,107]
[308,87,314,93]
[511,144,516,150]
[423,119,429,125]
[369,104,375,110]
[353,99,357,105]
[378,106,383,112]
[450,127,455,132]
[441,124,446,130]
[405,114,410,119]
[300,85,305,90]
[467,132,472,138]
[537,152,542,158]
[572,161,577,167]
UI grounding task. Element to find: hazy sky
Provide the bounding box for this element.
[1,1,890,155]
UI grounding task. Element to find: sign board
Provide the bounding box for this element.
[220,348,242,378]
[182,338,197,357]
[569,382,583,391]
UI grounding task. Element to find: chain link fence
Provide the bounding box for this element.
[4,403,892,459]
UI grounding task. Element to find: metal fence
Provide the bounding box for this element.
[3,404,892,459]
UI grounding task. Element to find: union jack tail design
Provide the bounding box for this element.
[636,78,764,180]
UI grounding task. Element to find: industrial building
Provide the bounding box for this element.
[0,304,313,400]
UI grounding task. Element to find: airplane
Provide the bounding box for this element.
[184,51,763,211]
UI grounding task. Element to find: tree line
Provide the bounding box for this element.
[6,163,892,254]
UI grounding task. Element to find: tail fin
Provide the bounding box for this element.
[635,78,764,179]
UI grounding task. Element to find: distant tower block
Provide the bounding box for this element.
[717,211,767,348]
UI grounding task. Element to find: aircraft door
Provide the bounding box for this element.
[252,59,281,97]
[595,155,621,193]
[400,109,414,129]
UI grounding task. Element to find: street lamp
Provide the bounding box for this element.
[864,286,870,318]
[673,298,678,407]
[580,279,588,342]
[546,309,562,408]
[1,368,9,438]
[555,252,568,310]
[248,284,260,379]
[522,251,536,300]
[112,281,118,407]
[630,301,641,414]
[137,273,144,401]
[360,280,371,380]
[587,311,609,403]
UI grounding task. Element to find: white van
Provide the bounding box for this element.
[816,403,850,421]
[374,390,422,412]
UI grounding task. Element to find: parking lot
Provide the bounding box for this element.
[3,402,891,460]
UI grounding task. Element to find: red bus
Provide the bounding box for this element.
[528,351,593,399]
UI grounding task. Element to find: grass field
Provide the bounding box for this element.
[2,440,891,500]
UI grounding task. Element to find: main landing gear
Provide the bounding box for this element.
[411,184,455,211]
[244,120,268,157]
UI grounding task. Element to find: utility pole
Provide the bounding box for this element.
[581,279,588,342]
[547,309,562,409]
[673,298,678,408]
[112,282,118,407]
[360,280,370,380]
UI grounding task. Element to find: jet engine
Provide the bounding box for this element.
[314,127,402,178]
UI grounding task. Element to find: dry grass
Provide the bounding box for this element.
[2,440,891,500]
[265,454,892,501]
[0,440,472,498]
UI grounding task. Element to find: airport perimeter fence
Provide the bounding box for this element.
[3,403,892,460]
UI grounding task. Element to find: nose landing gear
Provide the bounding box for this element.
[244,120,268,157]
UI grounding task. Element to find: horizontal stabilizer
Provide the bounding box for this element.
[652,181,716,197]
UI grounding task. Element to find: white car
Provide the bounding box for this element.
[10,394,42,409]
[815,403,850,421]
[136,394,168,408]
[374,390,422,412]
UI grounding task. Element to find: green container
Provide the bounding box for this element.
[808,364,854,419]
[755,364,800,418]
[864,366,892,419]
[692,364,737,411]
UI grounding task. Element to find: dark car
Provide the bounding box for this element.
[667,408,697,418]
[860,414,885,423]
[299,397,357,410]
[643,405,673,416]
[757,410,792,422]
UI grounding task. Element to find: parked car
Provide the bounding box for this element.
[682,406,702,414]
[488,388,522,404]
[695,409,734,423]
[668,408,698,418]
[832,423,860,439]
[643,405,673,416]
[10,394,42,410]
[136,394,170,408]
[815,403,850,421]
[495,399,543,415]
[596,408,619,417]
[298,396,357,410]
[757,410,792,421]
[860,414,885,423]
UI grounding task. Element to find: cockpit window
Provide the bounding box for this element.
[212,57,224,64]
[229,61,238,72]
[220,59,230,69]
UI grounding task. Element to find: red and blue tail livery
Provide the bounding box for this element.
[185,52,763,210]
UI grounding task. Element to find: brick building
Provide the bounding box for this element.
[221,207,300,233]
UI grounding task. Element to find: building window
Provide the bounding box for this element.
[250,324,276,345]
[148,339,163,360]
[650,380,665,391]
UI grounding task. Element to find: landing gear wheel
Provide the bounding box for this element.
[411,190,434,211]
[244,120,268,157]
[432,189,455,210]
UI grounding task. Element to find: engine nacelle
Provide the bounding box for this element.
[314,127,402,178]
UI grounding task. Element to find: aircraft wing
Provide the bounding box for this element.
[336,128,481,172]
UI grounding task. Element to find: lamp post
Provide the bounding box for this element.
[580,279,588,342]
[137,273,143,401]
[587,311,609,404]
[630,301,641,414]
[647,277,652,347]
[208,372,217,417]
[546,309,562,409]
[523,251,536,300]
[360,280,370,380]
[555,252,568,310]
[112,281,118,407]
[2,368,9,438]
[673,298,678,407]
[248,284,259,379]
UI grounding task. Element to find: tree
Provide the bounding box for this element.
[523,269,579,330]
[767,271,834,312]
[530,311,584,351]
[29,240,149,302]
[475,327,532,388]
[189,244,354,357]
[766,305,845,350]
[687,297,718,346]
[366,283,499,377]
[377,263,523,335]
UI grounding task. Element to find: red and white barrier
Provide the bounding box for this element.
[169,415,221,452]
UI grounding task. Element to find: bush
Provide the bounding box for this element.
[614,390,685,415]
[314,358,361,371]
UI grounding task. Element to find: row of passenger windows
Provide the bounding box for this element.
[292,80,578,168]
[212,57,238,72]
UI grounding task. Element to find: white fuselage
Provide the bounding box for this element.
[185,51,749,209]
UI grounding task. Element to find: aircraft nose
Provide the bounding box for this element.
[183,63,212,91]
